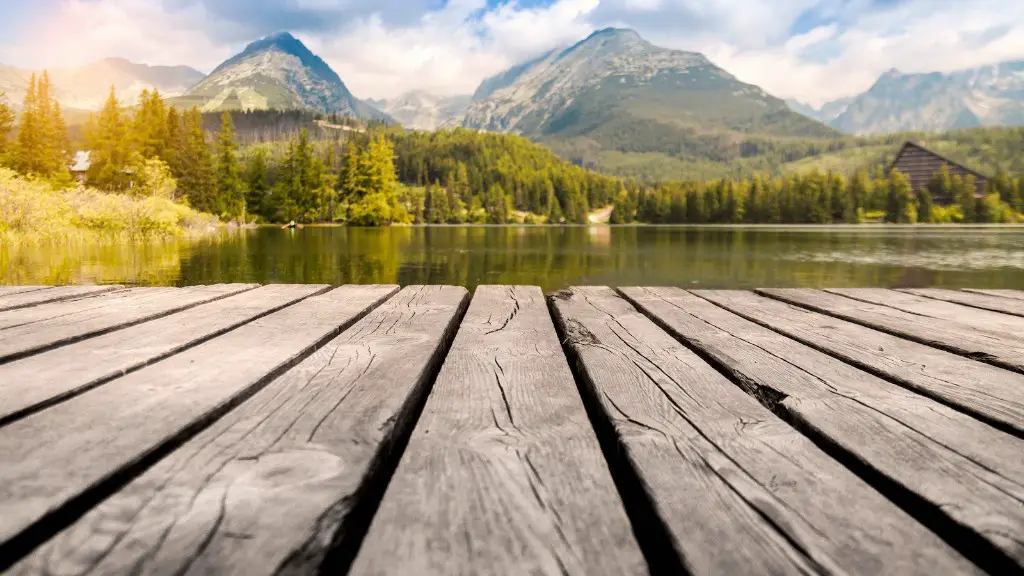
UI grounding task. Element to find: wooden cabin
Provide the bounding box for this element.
[888,142,987,204]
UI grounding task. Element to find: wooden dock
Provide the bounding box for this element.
[0,284,1022,575]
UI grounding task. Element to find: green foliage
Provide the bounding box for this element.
[16,72,69,177]
[245,148,270,220]
[136,158,178,200]
[215,112,245,221]
[85,88,134,191]
[885,169,916,223]
[0,168,216,242]
[177,108,217,213]
[0,92,13,158]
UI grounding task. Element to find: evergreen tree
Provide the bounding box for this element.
[178,107,216,211]
[0,91,15,165]
[17,74,41,174]
[165,106,185,175]
[85,87,134,191]
[246,148,270,219]
[133,90,170,160]
[215,112,245,221]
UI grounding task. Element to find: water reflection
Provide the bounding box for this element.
[3,226,1023,291]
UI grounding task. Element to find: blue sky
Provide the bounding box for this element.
[1,0,1021,104]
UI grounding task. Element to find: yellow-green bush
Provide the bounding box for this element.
[0,168,219,242]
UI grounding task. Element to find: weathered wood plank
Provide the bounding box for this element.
[0,286,50,297]
[350,286,646,576]
[695,290,1024,436]
[0,284,330,426]
[0,285,121,312]
[0,284,256,363]
[963,288,1024,301]
[621,286,1024,570]
[551,287,976,575]
[899,288,1024,318]
[827,287,1024,336]
[0,284,399,570]
[758,288,1024,373]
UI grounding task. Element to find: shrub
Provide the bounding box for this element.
[0,168,218,243]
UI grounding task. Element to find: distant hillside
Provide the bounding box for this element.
[0,58,204,112]
[781,126,1024,178]
[785,61,1024,135]
[377,91,470,130]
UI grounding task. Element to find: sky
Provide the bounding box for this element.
[1,0,1023,106]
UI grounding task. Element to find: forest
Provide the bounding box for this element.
[1,75,1022,228]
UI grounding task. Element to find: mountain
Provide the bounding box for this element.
[455,28,838,173]
[379,91,471,130]
[174,32,388,120]
[830,62,1024,135]
[786,97,854,124]
[0,58,205,111]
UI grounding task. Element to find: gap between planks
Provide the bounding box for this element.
[620,287,1024,573]
[0,284,333,427]
[550,287,979,575]
[0,285,401,572]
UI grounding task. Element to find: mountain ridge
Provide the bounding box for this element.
[787,60,1024,134]
[454,27,838,174]
[175,32,389,121]
[0,59,205,111]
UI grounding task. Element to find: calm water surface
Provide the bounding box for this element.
[4,226,1024,292]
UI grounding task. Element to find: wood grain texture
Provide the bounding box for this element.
[0,285,121,312]
[826,288,1024,336]
[898,288,1024,318]
[695,290,1024,436]
[350,286,646,576]
[9,285,465,576]
[0,284,330,426]
[0,286,49,296]
[0,284,399,567]
[551,287,976,576]
[758,288,1024,373]
[621,286,1024,568]
[0,284,256,363]
[963,288,1024,301]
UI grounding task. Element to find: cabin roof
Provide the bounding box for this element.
[888,141,989,198]
[70,151,91,172]
[889,141,989,182]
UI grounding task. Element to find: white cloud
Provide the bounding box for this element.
[2,0,1023,105]
[703,0,1024,106]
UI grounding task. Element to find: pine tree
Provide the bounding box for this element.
[86,87,134,191]
[17,74,41,174]
[165,107,185,175]
[215,112,244,221]
[0,91,15,165]
[246,148,270,219]
[133,90,170,160]
[178,107,216,211]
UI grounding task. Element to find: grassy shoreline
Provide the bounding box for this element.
[0,168,222,244]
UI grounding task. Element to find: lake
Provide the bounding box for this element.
[3,226,1024,291]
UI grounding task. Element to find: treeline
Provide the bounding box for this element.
[389,129,622,223]
[4,90,1024,227]
[198,110,372,146]
[0,72,72,178]
[612,165,1024,224]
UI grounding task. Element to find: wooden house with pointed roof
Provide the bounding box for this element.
[888,142,987,204]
